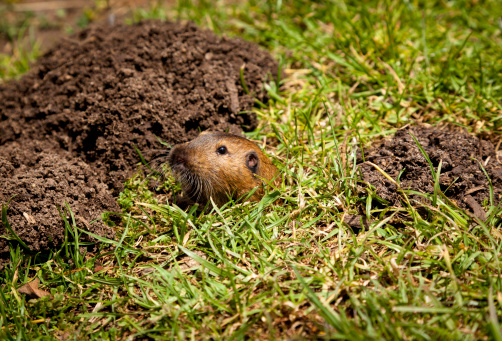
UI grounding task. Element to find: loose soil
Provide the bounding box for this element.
[358,125,502,218]
[0,140,118,256]
[0,20,279,259]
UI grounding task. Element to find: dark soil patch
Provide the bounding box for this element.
[0,141,118,255]
[358,125,502,217]
[0,20,279,259]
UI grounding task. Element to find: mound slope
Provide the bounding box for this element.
[0,20,279,257]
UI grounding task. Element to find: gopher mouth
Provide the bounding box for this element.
[171,166,214,204]
[167,149,194,201]
[168,148,201,202]
[167,146,224,205]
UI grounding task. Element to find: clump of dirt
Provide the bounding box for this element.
[358,125,502,216]
[0,20,279,259]
[0,141,118,255]
[0,21,278,191]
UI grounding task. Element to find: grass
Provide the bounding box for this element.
[1,0,502,339]
[0,9,41,79]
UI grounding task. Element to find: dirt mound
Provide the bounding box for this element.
[0,20,278,191]
[0,20,279,257]
[358,125,502,216]
[0,141,118,255]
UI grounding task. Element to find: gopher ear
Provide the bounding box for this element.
[246,151,259,174]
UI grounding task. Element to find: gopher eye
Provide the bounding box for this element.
[216,146,227,155]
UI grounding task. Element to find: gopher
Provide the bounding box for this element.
[168,131,278,207]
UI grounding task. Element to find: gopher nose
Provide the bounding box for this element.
[168,148,187,169]
[175,155,185,165]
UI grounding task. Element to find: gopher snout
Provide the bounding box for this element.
[168,147,188,171]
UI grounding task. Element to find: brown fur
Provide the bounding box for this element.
[168,131,278,207]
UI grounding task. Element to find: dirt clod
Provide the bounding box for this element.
[358,125,502,214]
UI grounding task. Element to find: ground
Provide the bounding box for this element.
[0,0,501,340]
